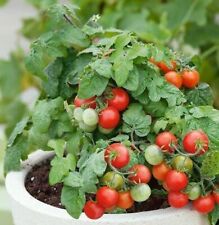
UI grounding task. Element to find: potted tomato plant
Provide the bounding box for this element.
[4,4,219,225]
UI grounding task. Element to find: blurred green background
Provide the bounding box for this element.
[0,0,219,224]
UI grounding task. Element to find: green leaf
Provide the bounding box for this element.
[90,59,113,78]
[49,154,76,185]
[122,103,152,137]
[7,117,29,147]
[48,139,66,157]
[64,172,82,188]
[154,119,168,134]
[122,67,140,91]
[0,0,7,6]
[185,83,214,106]
[4,136,28,174]
[78,74,108,98]
[61,186,85,219]
[201,151,219,177]
[112,55,133,86]
[209,205,219,225]
[110,134,130,142]
[43,58,63,98]
[80,151,107,193]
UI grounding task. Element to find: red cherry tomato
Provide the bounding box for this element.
[157,61,177,73]
[107,88,130,111]
[149,58,177,73]
[99,106,120,129]
[183,130,209,155]
[74,96,96,109]
[165,170,188,192]
[129,164,151,184]
[152,162,171,181]
[168,192,189,208]
[155,132,178,153]
[104,143,130,169]
[213,191,219,204]
[181,70,200,89]
[165,71,183,89]
[193,195,215,214]
[84,201,104,220]
[117,191,134,209]
[96,186,119,209]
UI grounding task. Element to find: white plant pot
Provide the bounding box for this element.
[6,150,209,225]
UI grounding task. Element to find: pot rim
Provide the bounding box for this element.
[5,150,196,222]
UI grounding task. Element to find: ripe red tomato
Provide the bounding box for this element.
[165,170,188,192]
[104,143,130,169]
[168,192,189,208]
[157,61,177,73]
[181,70,200,89]
[129,164,151,184]
[213,191,219,204]
[183,130,209,155]
[149,58,177,73]
[96,186,119,209]
[165,71,183,89]
[155,132,178,153]
[74,96,96,109]
[99,106,120,129]
[84,201,104,220]
[107,88,130,111]
[152,162,171,181]
[193,195,215,214]
[117,191,134,209]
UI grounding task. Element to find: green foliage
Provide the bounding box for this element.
[122,103,152,137]
[209,205,219,225]
[201,151,219,177]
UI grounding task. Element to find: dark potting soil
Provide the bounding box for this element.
[25,159,168,213]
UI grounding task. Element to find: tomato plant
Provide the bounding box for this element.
[4,5,219,223]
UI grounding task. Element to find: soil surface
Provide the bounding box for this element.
[25,159,168,213]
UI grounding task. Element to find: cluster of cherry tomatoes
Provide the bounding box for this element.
[150,58,200,89]
[152,130,218,214]
[73,87,130,133]
[84,142,152,219]
[83,130,219,220]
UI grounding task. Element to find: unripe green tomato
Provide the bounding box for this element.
[102,172,124,190]
[172,155,193,173]
[144,145,163,165]
[130,184,151,202]
[82,108,98,126]
[79,121,97,132]
[98,125,114,134]
[74,107,84,121]
[186,182,201,200]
